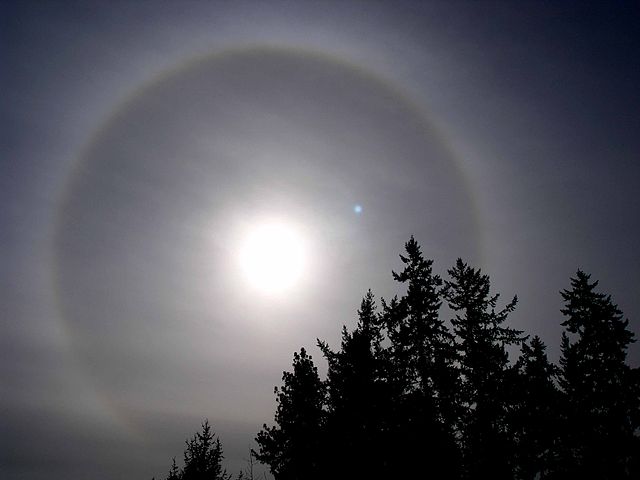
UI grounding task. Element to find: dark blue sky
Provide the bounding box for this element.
[2,1,639,479]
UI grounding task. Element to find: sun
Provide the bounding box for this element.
[239,220,307,295]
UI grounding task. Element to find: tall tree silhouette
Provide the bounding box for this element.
[556,270,639,479]
[318,291,391,479]
[508,336,560,479]
[380,237,461,478]
[388,237,459,419]
[443,259,522,479]
[254,348,325,480]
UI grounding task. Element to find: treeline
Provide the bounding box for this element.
[254,237,639,479]
[155,237,639,480]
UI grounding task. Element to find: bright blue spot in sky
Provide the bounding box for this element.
[354,204,363,214]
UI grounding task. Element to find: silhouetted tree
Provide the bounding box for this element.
[389,237,460,418]
[380,237,461,478]
[167,458,180,480]
[254,348,325,480]
[182,420,228,480]
[508,336,560,479]
[443,258,523,479]
[318,291,392,479]
[556,270,640,479]
[158,420,228,480]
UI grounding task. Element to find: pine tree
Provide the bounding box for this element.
[182,420,228,480]
[556,270,639,479]
[443,258,523,479]
[318,291,391,479]
[160,421,228,480]
[377,237,461,478]
[254,348,325,480]
[167,457,180,480]
[509,336,560,479]
[387,237,460,425]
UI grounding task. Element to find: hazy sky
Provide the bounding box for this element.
[2,1,639,479]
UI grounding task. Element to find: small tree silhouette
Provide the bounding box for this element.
[159,420,228,480]
[167,457,180,480]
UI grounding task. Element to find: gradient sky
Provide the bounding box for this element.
[2,1,639,479]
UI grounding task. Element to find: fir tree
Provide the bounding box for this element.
[509,336,560,479]
[167,457,180,480]
[380,237,461,478]
[254,348,325,480]
[556,270,639,479]
[388,237,460,424]
[443,258,523,479]
[160,421,228,480]
[318,291,391,479]
[182,420,228,480]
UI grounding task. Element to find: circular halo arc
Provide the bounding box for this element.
[49,44,484,439]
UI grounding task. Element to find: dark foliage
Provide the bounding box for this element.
[254,348,325,480]
[555,271,640,479]
[317,291,390,479]
[156,237,639,480]
[254,238,639,480]
[380,237,461,479]
[508,336,561,479]
[443,258,523,479]
[158,420,228,480]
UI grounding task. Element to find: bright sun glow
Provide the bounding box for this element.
[239,221,307,295]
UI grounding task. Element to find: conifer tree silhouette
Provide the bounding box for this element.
[167,458,180,480]
[508,336,560,479]
[387,237,459,417]
[318,291,391,479]
[254,348,325,480]
[556,270,640,479]
[158,420,228,480]
[443,258,523,479]
[380,237,461,478]
[182,420,228,480]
